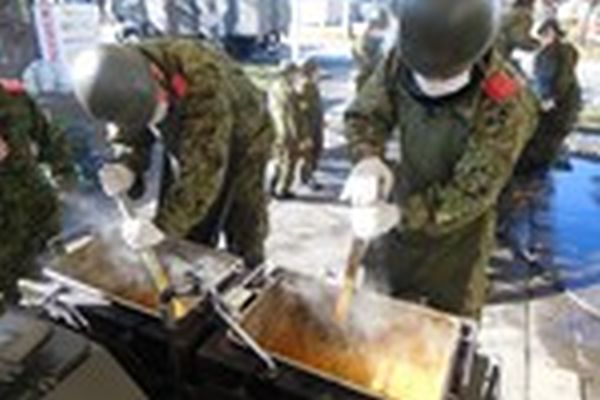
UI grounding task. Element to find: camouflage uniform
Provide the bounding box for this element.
[297,69,324,184]
[352,29,386,91]
[497,5,540,59]
[267,68,304,197]
[109,39,273,268]
[345,50,538,317]
[0,81,74,297]
[515,39,581,175]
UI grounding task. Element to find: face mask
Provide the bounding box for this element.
[413,69,472,98]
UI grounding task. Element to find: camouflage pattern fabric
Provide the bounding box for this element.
[496,5,540,59]
[344,50,538,318]
[516,40,581,175]
[297,74,324,184]
[109,39,273,268]
[352,30,385,91]
[0,83,74,297]
[267,70,305,196]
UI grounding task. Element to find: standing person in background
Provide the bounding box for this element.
[0,79,75,300]
[515,18,581,175]
[352,8,390,91]
[268,62,304,199]
[497,0,540,63]
[298,59,324,191]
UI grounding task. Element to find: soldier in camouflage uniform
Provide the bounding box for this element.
[0,79,74,299]
[352,9,389,91]
[267,62,305,199]
[343,0,538,318]
[72,39,273,268]
[298,59,324,189]
[515,18,581,175]
[497,0,540,61]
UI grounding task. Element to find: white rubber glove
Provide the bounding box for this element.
[99,163,135,197]
[350,201,401,240]
[340,156,394,206]
[121,217,166,250]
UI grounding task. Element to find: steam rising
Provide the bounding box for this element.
[281,269,455,364]
[61,192,150,287]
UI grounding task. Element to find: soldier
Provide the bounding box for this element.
[342,0,538,318]
[352,8,389,91]
[0,79,75,299]
[71,39,273,268]
[515,18,581,175]
[497,0,540,62]
[267,61,304,199]
[298,59,324,190]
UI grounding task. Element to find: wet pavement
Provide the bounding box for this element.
[552,158,600,298]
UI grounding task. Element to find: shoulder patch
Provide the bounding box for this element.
[0,79,26,96]
[170,74,188,99]
[482,71,520,103]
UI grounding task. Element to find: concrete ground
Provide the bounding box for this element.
[265,41,600,400]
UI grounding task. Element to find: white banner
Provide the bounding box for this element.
[34,0,101,65]
[34,0,62,63]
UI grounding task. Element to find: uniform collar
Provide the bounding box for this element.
[400,63,483,107]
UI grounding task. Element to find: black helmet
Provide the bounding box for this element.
[71,45,160,128]
[398,0,502,78]
[537,18,565,38]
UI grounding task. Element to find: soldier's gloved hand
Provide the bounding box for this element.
[340,156,394,206]
[99,162,134,197]
[121,217,165,250]
[350,202,401,240]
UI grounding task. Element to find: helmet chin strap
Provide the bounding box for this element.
[413,69,472,98]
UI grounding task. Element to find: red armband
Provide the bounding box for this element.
[482,71,519,103]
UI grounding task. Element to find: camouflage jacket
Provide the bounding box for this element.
[297,79,323,139]
[345,50,538,237]
[352,30,385,71]
[497,6,540,57]
[534,40,581,106]
[110,39,273,236]
[268,74,301,147]
[0,80,74,248]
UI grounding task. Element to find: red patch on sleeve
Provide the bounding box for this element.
[0,79,26,96]
[170,74,188,99]
[482,71,519,103]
